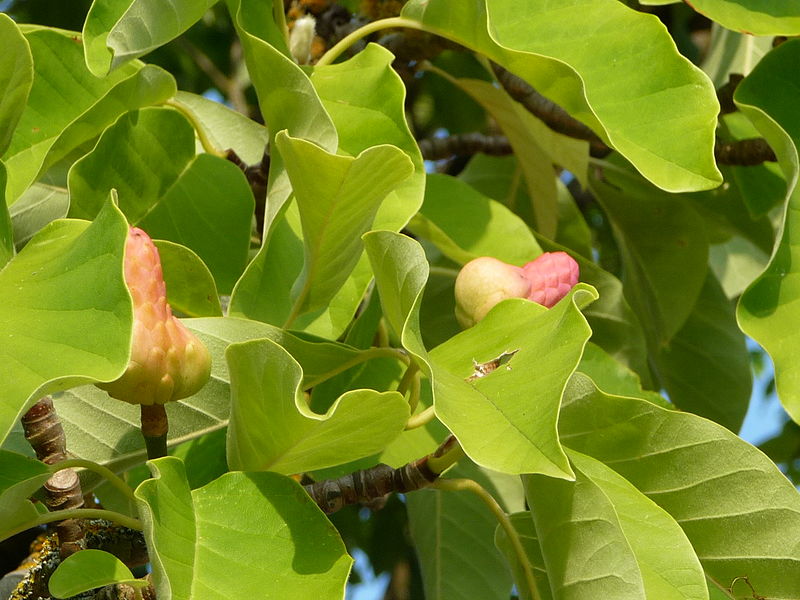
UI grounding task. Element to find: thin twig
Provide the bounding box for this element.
[419,133,513,160]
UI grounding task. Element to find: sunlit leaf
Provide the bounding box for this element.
[136,457,352,599]
[402,0,721,192]
[681,0,800,36]
[154,240,222,318]
[0,201,131,445]
[225,338,408,474]
[0,164,12,268]
[9,183,69,250]
[49,549,140,598]
[83,0,217,75]
[0,15,33,156]
[0,450,51,540]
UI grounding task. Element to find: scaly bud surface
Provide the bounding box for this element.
[454,252,580,327]
[98,228,211,405]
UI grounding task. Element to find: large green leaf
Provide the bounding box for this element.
[560,374,800,600]
[402,0,721,192]
[590,161,708,346]
[154,240,222,318]
[276,132,413,325]
[736,39,800,424]
[407,461,519,600]
[136,457,352,600]
[68,107,253,294]
[0,15,33,157]
[0,164,12,268]
[172,90,269,164]
[525,463,646,599]
[5,32,174,204]
[430,284,597,478]
[408,173,542,266]
[653,273,751,432]
[83,0,217,75]
[494,512,550,600]
[0,201,132,445]
[683,0,800,36]
[0,450,51,541]
[225,338,408,474]
[577,343,665,407]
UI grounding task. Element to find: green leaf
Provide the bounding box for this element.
[312,43,425,232]
[172,90,269,164]
[83,0,217,75]
[590,161,708,346]
[0,201,132,445]
[48,549,139,598]
[363,231,431,372]
[430,284,598,477]
[736,39,800,424]
[135,457,352,599]
[402,0,721,192]
[154,240,222,318]
[702,24,773,88]
[560,374,800,600]
[68,108,253,294]
[4,28,174,203]
[0,15,33,156]
[407,461,518,600]
[566,451,708,600]
[653,272,751,431]
[0,163,13,268]
[684,0,800,36]
[9,183,69,250]
[225,338,408,474]
[408,173,542,266]
[0,450,51,540]
[275,132,413,325]
[524,464,646,599]
[578,343,666,407]
[494,512,551,600]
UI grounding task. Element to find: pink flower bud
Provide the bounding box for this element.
[522,252,580,308]
[454,252,580,327]
[98,228,211,405]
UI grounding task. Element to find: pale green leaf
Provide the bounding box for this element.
[154,240,222,318]
[2,29,152,202]
[567,451,708,600]
[49,549,139,599]
[135,457,352,600]
[0,201,132,445]
[83,0,217,75]
[172,90,269,164]
[560,374,800,600]
[653,273,751,431]
[430,284,598,477]
[407,461,517,600]
[0,15,33,156]
[494,512,551,600]
[402,0,721,191]
[524,466,646,599]
[0,450,51,540]
[578,343,666,407]
[9,183,69,250]
[408,173,542,266]
[686,0,800,36]
[276,132,413,324]
[736,39,800,424]
[0,164,12,268]
[225,338,408,474]
[702,24,773,88]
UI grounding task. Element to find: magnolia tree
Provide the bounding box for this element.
[1,0,800,599]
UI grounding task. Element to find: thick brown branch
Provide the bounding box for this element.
[304,435,458,514]
[419,133,513,161]
[715,138,777,166]
[22,397,85,558]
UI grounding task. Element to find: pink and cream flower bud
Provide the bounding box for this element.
[98,228,211,405]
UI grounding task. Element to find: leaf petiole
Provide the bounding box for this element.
[50,459,137,504]
[315,17,427,67]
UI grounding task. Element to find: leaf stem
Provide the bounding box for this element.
[428,265,460,279]
[51,459,137,504]
[315,17,427,66]
[426,438,464,474]
[3,509,143,543]
[164,98,226,158]
[376,318,390,347]
[431,478,540,600]
[405,405,435,430]
[303,346,410,389]
[396,362,420,397]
